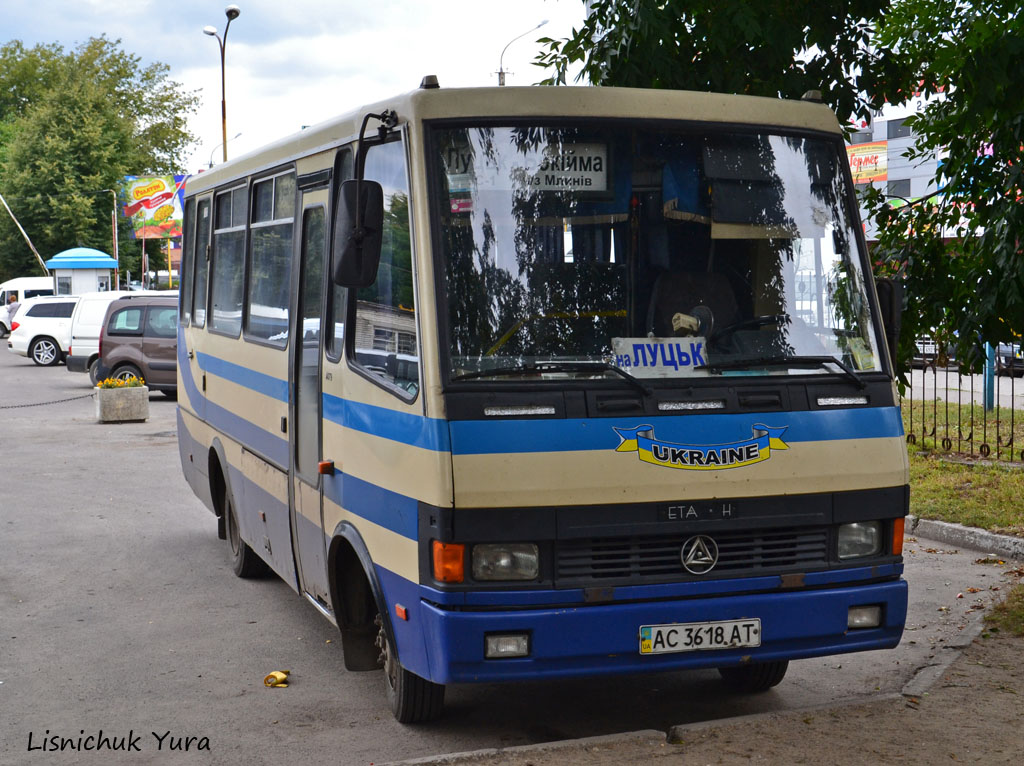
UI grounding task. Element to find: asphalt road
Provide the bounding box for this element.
[0,349,1011,765]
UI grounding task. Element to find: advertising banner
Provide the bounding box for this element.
[846,142,888,184]
[122,175,188,239]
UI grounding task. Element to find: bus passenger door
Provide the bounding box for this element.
[290,191,332,610]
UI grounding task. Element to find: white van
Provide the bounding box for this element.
[0,276,55,336]
[66,290,170,383]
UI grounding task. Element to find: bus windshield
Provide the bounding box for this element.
[432,124,881,384]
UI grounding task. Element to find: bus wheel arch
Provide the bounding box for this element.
[207,442,267,578]
[327,523,445,722]
[328,525,387,672]
[207,442,229,540]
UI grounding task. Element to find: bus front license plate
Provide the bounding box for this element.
[639,619,761,655]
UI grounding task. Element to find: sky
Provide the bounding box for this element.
[2,0,589,174]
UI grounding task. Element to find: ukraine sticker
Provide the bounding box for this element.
[613,424,788,471]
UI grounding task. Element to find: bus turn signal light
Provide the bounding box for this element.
[893,517,905,556]
[432,541,465,583]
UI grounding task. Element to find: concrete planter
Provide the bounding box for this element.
[95,385,149,423]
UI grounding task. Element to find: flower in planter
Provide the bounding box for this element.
[97,375,146,388]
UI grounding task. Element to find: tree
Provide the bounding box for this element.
[0,37,198,281]
[536,0,908,126]
[864,0,1024,369]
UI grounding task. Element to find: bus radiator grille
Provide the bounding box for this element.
[555,526,829,585]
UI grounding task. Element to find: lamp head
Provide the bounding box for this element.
[203,26,217,36]
[225,5,241,21]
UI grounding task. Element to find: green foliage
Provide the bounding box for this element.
[866,0,1024,370]
[0,36,198,281]
[535,0,909,125]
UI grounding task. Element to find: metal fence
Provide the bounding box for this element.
[901,340,1024,463]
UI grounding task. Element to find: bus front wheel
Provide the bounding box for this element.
[718,660,788,692]
[377,616,444,723]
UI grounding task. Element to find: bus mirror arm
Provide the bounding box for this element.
[332,110,395,288]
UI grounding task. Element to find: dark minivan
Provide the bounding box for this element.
[95,294,178,394]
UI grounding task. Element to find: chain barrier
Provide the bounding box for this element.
[0,393,94,410]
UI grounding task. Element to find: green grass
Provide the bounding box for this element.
[909,452,1024,536]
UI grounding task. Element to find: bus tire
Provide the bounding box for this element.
[224,484,268,578]
[717,660,788,692]
[378,618,444,723]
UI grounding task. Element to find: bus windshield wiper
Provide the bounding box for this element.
[452,361,653,395]
[698,354,865,389]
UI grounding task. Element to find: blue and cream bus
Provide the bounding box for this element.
[177,79,909,722]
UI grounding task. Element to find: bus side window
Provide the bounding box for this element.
[246,171,295,346]
[193,198,212,328]
[326,149,352,360]
[181,197,196,324]
[351,140,418,397]
[210,186,247,336]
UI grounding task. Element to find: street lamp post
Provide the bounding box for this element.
[208,132,242,169]
[497,20,548,86]
[204,5,241,164]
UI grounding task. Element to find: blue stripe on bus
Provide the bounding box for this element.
[448,406,904,455]
[322,394,451,452]
[322,470,419,540]
[195,352,290,401]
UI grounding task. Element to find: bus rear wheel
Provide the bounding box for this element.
[377,616,444,723]
[718,660,789,692]
[224,485,268,578]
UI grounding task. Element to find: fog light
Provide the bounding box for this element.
[848,605,882,629]
[485,633,530,659]
[838,521,882,560]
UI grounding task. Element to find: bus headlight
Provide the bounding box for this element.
[838,521,882,560]
[472,543,539,581]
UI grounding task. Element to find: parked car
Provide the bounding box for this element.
[94,294,178,395]
[66,290,170,385]
[912,335,957,369]
[6,295,79,365]
[996,339,1023,377]
[0,276,54,337]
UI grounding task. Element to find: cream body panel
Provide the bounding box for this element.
[451,435,908,508]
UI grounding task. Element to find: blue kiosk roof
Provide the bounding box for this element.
[45,247,118,269]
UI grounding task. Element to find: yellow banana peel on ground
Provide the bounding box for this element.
[263,670,290,688]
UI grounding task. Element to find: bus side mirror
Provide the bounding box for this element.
[875,277,904,368]
[333,179,384,288]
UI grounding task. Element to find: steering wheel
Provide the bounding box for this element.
[709,313,790,345]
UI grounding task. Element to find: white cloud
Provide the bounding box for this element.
[2,0,588,173]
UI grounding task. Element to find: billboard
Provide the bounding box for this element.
[846,142,888,184]
[122,176,188,239]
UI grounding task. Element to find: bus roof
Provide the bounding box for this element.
[186,83,841,195]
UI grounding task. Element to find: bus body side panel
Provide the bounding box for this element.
[176,327,298,588]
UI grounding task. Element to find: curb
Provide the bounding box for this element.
[378,730,667,766]
[907,515,1024,561]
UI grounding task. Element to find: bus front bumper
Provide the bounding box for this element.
[406,579,907,685]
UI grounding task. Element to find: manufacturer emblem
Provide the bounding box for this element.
[681,535,719,575]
